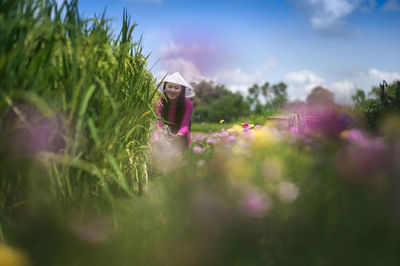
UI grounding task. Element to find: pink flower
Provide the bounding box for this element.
[192,135,206,142]
[220,138,228,144]
[242,123,249,128]
[193,146,204,154]
[228,135,236,142]
[206,138,217,145]
[345,129,369,147]
[243,190,270,218]
[254,125,262,129]
[212,133,220,138]
[220,130,229,137]
[290,127,299,134]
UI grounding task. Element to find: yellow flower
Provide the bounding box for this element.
[224,157,252,181]
[227,128,234,133]
[264,120,278,128]
[0,245,30,266]
[219,119,224,124]
[340,130,348,139]
[250,127,278,148]
[262,157,283,181]
[232,124,243,134]
[249,123,255,129]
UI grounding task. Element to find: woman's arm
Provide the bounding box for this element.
[177,98,193,136]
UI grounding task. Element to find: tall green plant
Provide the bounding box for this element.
[0,0,159,215]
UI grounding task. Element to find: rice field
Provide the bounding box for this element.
[1,1,400,266]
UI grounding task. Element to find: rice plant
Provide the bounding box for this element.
[0,0,159,218]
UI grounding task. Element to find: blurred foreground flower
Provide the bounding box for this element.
[206,138,217,145]
[290,127,299,134]
[193,146,204,154]
[341,129,384,149]
[262,158,283,181]
[0,245,30,266]
[71,217,113,244]
[242,190,270,218]
[249,127,279,148]
[233,125,243,134]
[150,126,184,173]
[196,159,205,167]
[278,181,299,202]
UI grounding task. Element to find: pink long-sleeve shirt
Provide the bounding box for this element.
[156,98,193,146]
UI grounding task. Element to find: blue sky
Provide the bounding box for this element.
[77,0,400,102]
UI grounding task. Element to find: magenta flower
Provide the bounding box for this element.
[193,146,204,154]
[290,127,299,134]
[242,123,249,128]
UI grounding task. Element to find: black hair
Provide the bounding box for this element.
[161,82,186,134]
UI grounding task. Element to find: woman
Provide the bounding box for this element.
[155,72,194,149]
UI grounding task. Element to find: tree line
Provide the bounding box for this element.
[190,78,400,127]
[190,80,288,123]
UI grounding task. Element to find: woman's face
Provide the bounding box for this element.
[165,82,184,102]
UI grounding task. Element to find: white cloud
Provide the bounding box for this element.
[382,0,400,11]
[161,57,206,83]
[284,70,326,100]
[332,68,400,103]
[212,69,259,94]
[368,68,400,81]
[283,68,400,103]
[290,0,377,36]
[331,80,356,103]
[211,58,277,95]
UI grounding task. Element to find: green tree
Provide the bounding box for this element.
[191,80,249,122]
[269,82,288,109]
[208,92,250,122]
[246,81,287,113]
[246,82,270,113]
[307,86,334,104]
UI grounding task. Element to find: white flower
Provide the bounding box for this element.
[278,181,299,202]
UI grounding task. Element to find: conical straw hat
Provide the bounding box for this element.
[160,72,195,98]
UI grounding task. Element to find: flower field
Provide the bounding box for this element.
[1,1,400,266]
